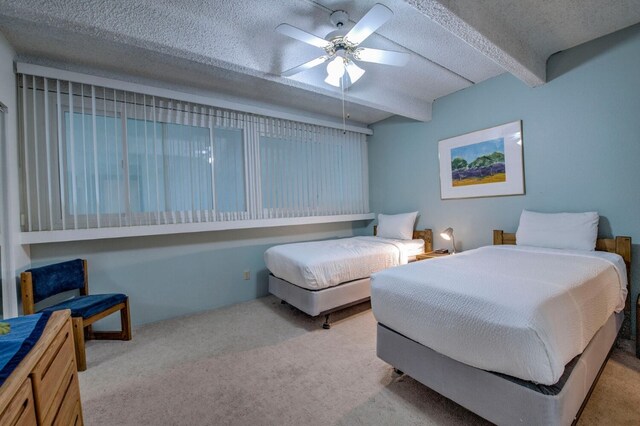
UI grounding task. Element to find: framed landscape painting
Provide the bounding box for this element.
[439,121,524,199]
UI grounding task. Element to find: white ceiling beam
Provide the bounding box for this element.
[404,0,546,87]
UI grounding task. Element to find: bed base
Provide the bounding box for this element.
[279,298,367,329]
[377,312,622,426]
[269,274,370,328]
[320,296,372,329]
[268,228,433,329]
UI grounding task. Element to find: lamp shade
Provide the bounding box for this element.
[324,74,342,87]
[326,57,345,78]
[345,60,365,84]
[440,227,454,240]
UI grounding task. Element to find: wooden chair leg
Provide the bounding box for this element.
[121,298,132,341]
[84,324,93,341]
[71,317,87,372]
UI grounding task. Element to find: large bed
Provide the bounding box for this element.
[266,228,432,328]
[371,229,632,425]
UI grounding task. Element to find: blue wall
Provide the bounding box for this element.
[30,221,367,327]
[368,24,640,334]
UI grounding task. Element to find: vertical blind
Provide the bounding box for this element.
[17,74,369,233]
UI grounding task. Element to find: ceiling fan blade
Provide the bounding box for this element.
[354,47,409,66]
[282,55,330,77]
[276,24,331,49]
[344,3,393,45]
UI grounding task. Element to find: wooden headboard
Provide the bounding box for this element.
[373,226,433,253]
[493,230,632,312]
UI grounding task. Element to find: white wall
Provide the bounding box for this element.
[0,31,30,318]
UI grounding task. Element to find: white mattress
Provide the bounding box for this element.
[371,245,627,385]
[264,236,424,290]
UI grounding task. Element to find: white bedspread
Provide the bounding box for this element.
[264,237,424,290]
[371,245,627,385]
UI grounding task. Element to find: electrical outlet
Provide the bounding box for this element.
[243,270,250,280]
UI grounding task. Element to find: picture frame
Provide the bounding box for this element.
[438,120,524,200]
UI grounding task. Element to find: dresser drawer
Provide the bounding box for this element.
[41,358,78,426]
[61,399,82,426]
[0,378,38,426]
[57,398,82,426]
[51,362,82,426]
[31,321,75,422]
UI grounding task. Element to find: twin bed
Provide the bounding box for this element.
[373,228,631,425]
[266,227,432,328]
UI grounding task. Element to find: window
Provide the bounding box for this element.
[64,111,122,217]
[18,74,368,235]
[63,112,246,223]
[212,128,245,214]
[259,130,365,217]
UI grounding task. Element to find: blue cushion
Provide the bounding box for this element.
[27,259,85,303]
[40,294,127,319]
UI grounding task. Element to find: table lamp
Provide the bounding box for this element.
[440,227,456,254]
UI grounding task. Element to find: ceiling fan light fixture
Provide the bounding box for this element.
[345,60,365,84]
[276,3,404,88]
[326,56,345,79]
[324,74,342,87]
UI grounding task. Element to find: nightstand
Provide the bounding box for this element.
[415,251,451,261]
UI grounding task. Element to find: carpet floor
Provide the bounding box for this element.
[79,297,640,425]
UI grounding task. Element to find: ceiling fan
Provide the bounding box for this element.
[276,3,410,88]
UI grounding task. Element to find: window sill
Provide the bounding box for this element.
[20,213,375,244]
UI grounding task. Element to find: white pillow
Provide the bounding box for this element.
[515,210,599,251]
[377,212,418,240]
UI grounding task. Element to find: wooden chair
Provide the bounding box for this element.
[21,259,131,371]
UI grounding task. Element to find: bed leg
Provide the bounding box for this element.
[393,368,403,375]
[323,314,331,329]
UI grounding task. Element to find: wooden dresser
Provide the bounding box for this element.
[0,310,83,425]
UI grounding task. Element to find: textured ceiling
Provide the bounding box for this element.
[438,0,640,60]
[0,0,639,125]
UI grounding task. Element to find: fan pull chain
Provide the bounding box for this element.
[341,73,346,134]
